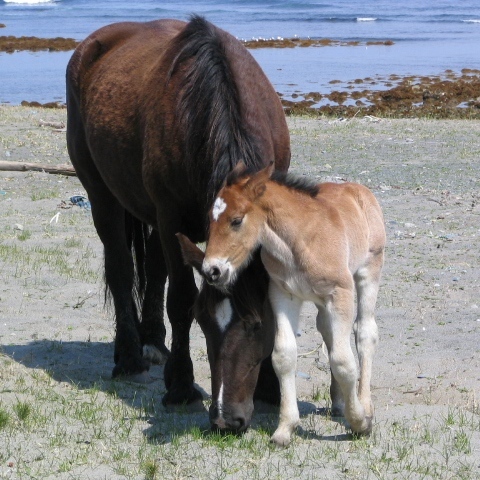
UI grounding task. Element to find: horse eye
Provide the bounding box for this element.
[231,217,243,228]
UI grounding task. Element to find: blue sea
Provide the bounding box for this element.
[1,0,480,105]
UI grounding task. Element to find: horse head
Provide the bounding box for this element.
[176,233,277,433]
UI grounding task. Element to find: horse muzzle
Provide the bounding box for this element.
[209,402,252,434]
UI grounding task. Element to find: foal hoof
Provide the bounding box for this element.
[350,416,373,437]
[270,429,293,447]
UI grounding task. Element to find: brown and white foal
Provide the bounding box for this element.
[202,163,386,446]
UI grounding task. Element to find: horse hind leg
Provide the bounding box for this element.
[353,255,382,420]
[66,105,148,381]
[88,188,149,381]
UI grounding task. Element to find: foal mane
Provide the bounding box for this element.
[166,15,262,202]
[271,171,319,197]
[227,168,319,198]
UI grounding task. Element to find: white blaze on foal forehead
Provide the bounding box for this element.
[215,298,233,332]
[212,197,227,221]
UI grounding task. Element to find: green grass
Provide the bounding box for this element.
[30,188,60,201]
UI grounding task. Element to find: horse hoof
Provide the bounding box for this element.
[143,344,169,365]
[161,385,204,407]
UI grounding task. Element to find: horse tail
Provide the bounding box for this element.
[104,211,148,321]
[126,212,149,319]
[165,15,261,201]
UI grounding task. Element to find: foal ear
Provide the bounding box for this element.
[244,161,274,200]
[226,160,247,186]
[176,233,205,272]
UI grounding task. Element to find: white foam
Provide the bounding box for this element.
[463,19,480,24]
[4,0,57,4]
[356,17,377,22]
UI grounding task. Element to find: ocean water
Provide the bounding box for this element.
[1,0,480,104]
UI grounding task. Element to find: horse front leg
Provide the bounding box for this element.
[268,282,303,447]
[159,226,202,406]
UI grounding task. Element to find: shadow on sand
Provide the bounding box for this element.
[2,340,349,444]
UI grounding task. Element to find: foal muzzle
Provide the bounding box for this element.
[202,259,232,287]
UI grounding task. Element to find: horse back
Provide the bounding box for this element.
[316,182,385,262]
[66,17,290,234]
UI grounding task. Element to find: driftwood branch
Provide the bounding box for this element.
[0,161,76,176]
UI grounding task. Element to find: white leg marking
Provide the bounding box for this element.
[316,305,345,416]
[143,344,168,365]
[354,261,382,419]
[326,287,371,434]
[269,281,303,447]
[217,382,224,417]
[212,197,227,221]
[215,298,233,332]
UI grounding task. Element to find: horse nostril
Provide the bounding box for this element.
[231,415,246,431]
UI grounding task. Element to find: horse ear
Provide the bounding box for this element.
[244,161,274,200]
[176,233,205,272]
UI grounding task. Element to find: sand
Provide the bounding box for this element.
[0,106,479,479]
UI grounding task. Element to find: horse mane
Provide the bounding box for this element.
[166,15,262,202]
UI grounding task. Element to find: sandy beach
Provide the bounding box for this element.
[0,106,479,478]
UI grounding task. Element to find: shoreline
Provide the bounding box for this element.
[1,35,480,119]
[12,69,480,120]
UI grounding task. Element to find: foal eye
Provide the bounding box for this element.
[231,217,243,228]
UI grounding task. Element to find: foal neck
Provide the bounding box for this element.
[258,180,313,257]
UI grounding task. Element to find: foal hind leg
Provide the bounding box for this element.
[353,255,383,420]
[316,304,344,417]
[140,229,170,365]
[322,286,371,435]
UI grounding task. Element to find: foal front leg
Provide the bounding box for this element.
[269,282,303,446]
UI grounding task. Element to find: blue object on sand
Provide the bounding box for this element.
[70,195,91,210]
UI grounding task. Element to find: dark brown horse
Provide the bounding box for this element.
[66,16,290,407]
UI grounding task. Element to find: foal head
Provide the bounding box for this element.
[177,233,277,433]
[202,162,274,289]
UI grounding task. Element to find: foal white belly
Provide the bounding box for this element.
[260,226,331,303]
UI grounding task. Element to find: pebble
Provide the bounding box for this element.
[13,223,23,231]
